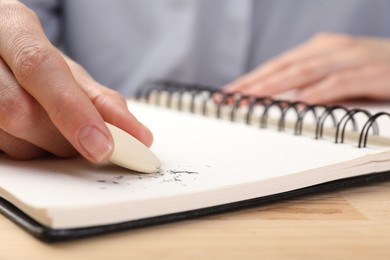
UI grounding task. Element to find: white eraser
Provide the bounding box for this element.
[105,122,161,173]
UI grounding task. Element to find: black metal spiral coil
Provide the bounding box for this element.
[136,80,387,148]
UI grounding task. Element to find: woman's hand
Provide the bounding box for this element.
[225,33,390,104]
[0,0,153,161]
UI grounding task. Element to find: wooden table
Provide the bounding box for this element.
[1,179,390,260]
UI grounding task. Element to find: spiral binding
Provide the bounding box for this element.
[136,80,389,148]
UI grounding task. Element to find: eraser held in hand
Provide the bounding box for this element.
[105,122,161,173]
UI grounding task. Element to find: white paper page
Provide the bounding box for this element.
[0,102,385,212]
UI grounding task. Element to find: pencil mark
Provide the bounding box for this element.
[95,167,199,190]
[169,170,199,175]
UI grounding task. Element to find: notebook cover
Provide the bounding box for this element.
[1,171,390,243]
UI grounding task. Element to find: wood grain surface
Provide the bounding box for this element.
[1,179,390,260]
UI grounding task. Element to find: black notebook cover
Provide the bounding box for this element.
[1,171,389,243]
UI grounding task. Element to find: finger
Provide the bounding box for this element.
[89,86,154,147]
[0,2,113,162]
[64,58,154,147]
[225,33,352,93]
[225,39,323,92]
[241,47,362,97]
[0,128,47,160]
[0,57,77,157]
[296,65,390,104]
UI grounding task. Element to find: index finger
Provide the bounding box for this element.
[224,34,341,93]
[0,1,114,162]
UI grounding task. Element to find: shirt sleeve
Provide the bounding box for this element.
[20,0,62,45]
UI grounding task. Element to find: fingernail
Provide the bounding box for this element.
[79,126,113,162]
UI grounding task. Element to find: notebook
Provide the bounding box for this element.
[1,80,390,242]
